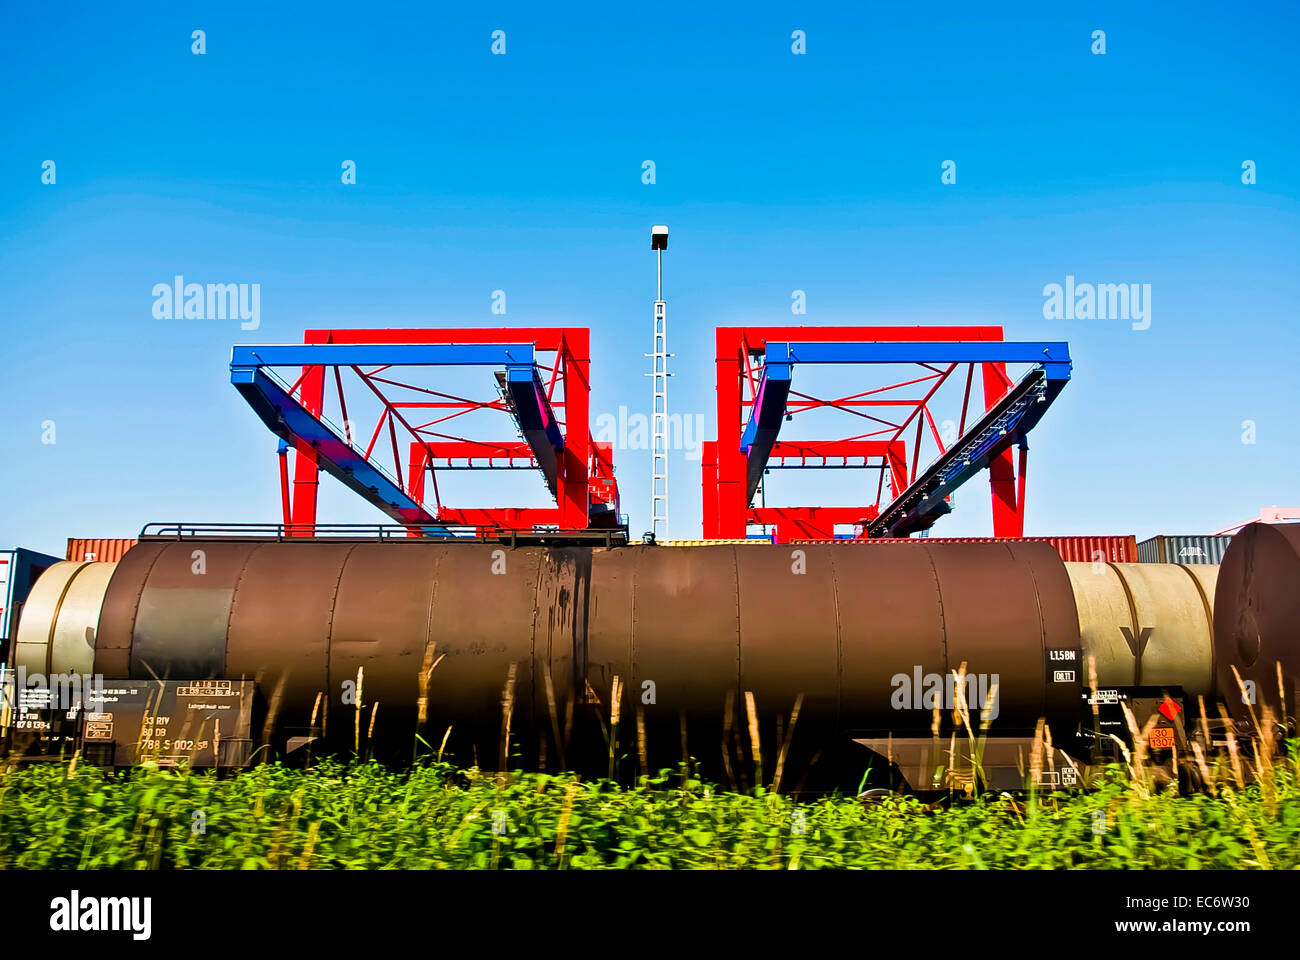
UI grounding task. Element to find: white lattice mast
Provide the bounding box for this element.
[647,225,671,540]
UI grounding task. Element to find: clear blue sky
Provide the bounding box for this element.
[2,2,1297,555]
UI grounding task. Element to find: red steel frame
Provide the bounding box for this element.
[280,327,606,532]
[704,325,1024,542]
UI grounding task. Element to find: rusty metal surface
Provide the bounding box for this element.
[932,541,1081,737]
[834,542,945,734]
[226,541,353,733]
[1213,523,1300,723]
[423,543,542,766]
[95,541,167,677]
[129,542,255,679]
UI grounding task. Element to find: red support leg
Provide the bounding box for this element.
[289,364,325,536]
[714,329,747,538]
[886,441,908,502]
[406,444,431,537]
[278,445,292,526]
[557,330,591,529]
[981,361,1022,537]
[701,441,719,538]
[1015,442,1028,531]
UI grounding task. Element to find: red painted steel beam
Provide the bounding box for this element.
[437,507,562,527]
[748,506,882,543]
[557,329,591,530]
[982,360,1021,537]
[305,328,572,349]
[288,364,325,536]
[767,439,896,464]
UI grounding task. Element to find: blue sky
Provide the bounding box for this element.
[2,2,1297,555]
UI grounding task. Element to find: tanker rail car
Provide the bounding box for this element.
[5,523,1297,793]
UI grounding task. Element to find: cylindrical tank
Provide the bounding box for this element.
[1213,523,1300,725]
[77,539,1084,768]
[12,560,116,676]
[1064,562,1217,699]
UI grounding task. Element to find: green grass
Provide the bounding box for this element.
[1,750,1297,869]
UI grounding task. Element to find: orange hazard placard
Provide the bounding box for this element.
[1148,727,1175,749]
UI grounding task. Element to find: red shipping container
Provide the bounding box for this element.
[65,538,138,563]
[788,536,1138,563]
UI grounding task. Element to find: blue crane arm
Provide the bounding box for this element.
[737,359,792,504]
[867,364,1070,537]
[230,365,453,534]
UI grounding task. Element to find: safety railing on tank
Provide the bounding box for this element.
[138,522,630,547]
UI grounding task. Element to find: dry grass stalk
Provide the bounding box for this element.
[1256,706,1277,816]
[1231,664,1264,741]
[1120,702,1161,797]
[1029,717,1045,797]
[1197,695,1212,750]
[928,702,942,792]
[554,781,579,866]
[1277,660,1288,730]
[543,666,566,772]
[946,730,960,794]
[679,709,689,788]
[744,691,762,787]
[609,676,623,727]
[499,661,518,773]
[353,667,364,755]
[1043,723,1056,785]
[636,706,648,780]
[607,675,623,779]
[416,642,445,727]
[1190,741,1217,796]
[1216,705,1246,789]
[260,671,288,747]
[296,821,320,870]
[720,690,737,790]
[772,693,804,794]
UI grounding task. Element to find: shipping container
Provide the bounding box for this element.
[1137,535,1232,565]
[1,547,63,656]
[65,538,137,563]
[787,536,1139,563]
